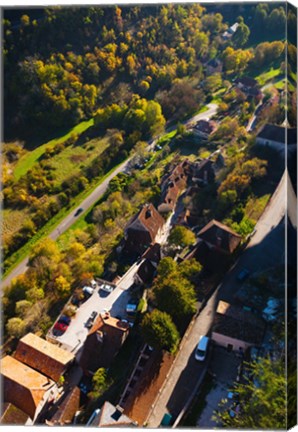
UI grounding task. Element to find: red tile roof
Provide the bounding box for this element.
[15,333,74,382]
[0,403,29,425]
[198,219,241,253]
[1,356,55,420]
[47,387,80,425]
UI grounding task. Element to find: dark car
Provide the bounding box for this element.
[90,311,98,321]
[85,317,94,329]
[58,315,71,325]
[74,208,83,217]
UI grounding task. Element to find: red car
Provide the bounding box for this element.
[53,321,68,333]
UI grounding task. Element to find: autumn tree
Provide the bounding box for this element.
[6,317,26,338]
[141,309,180,353]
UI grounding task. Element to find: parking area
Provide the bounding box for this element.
[47,261,144,353]
[197,346,242,428]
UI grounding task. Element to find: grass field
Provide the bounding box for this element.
[256,67,282,86]
[2,208,31,243]
[14,118,94,180]
[49,135,109,186]
[244,194,271,223]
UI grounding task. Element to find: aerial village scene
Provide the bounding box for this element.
[1,1,297,429]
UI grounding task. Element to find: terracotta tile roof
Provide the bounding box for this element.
[213,301,265,345]
[47,387,80,425]
[125,203,164,253]
[1,356,55,420]
[161,182,180,208]
[198,219,241,253]
[91,402,135,427]
[89,313,130,335]
[127,203,164,239]
[15,333,74,382]
[79,314,129,374]
[0,403,29,425]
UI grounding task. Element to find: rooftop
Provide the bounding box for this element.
[90,312,130,335]
[15,333,74,382]
[1,355,55,420]
[46,387,80,426]
[0,403,29,425]
[126,203,164,240]
[213,301,265,345]
[91,402,136,427]
[235,76,258,88]
[198,219,241,253]
[194,119,217,135]
[257,124,297,145]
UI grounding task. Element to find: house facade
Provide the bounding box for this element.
[211,301,266,352]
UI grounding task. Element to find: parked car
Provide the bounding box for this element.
[58,315,71,325]
[83,286,94,299]
[126,298,139,315]
[195,335,209,361]
[160,413,172,426]
[85,311,98,329]
[100,283,114,293]
[90,311,98,321]
[85,317,94,329]
[53,321,68,333]
[237,268,250,282]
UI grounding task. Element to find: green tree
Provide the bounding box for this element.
[89,368,109,399]
[153,274,197,320]
[168,226,196,248]
[213,358,286,429]
[233,22,250,47]
[141,309,180,353]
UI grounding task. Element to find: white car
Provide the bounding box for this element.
[100,283,114,293]
[195,335,209,361]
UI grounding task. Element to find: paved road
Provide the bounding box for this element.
[146,293,218,427]
[1,103,218,291]
[146,170,286,427]
[1,160,129,290]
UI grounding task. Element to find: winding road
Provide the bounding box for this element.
[1,103,218,291]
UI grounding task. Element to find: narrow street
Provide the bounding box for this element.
[146,169,287,427]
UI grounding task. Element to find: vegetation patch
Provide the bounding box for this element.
[13,119,94,180]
